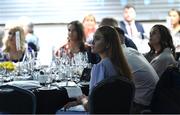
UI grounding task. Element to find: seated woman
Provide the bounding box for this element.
[146,24,177,77]
[60,26,132,112]
[55,20,100,64]
[168,9,180,60]
[3,25,26,62]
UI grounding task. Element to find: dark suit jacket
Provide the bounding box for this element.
[124,36,138,50]
[120,21,145,39]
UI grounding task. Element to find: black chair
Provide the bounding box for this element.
[0,85,36,114]
[28,42,38,52]
[88,76,135,114]
[150,65,180,113]
[28,42,38,57]
[80,68,91,82]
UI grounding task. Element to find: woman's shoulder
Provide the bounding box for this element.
[152,48,175,63]
[160,48,174,59]
[55,43,69,56]
[93,58,111,68]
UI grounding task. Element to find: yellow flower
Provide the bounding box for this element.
[0,61,15,71]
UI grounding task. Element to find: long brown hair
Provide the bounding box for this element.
[68,20,86,52]
[97,26,132,79]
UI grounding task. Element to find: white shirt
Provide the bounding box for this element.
[124,21,139,39]
[172,32,180,52]
[26,33,40,51]
[122,44,159,106]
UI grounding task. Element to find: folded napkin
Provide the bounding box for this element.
[55,81,77,87]
[53,81,82,98]
[4,80,41,90]
[65,86,82,98]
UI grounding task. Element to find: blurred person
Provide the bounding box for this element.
[82,14,97,45]
[58,26,132,113]
[115,27,159,113]
[19,17,40,57]
[120,4,145,39]
[168,9,180,36]
[168,9,180,60]
[99,17,138,50]
[55,20,100,64]
[146,24,176,77]
[0,28,5,61]
[3,25,26,62]
[0,28,4,50]
[120,4,149,53]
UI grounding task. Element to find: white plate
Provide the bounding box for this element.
[79,81,89,86]
[38,86,58,90]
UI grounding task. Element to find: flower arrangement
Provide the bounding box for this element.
[0,61,15,71]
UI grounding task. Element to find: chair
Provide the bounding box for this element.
[28,42,38,52]
[80,68,91,82]
[150,65,180,113]
[28,42,38,57]
[0,85,36,114]
[88,76,135,114]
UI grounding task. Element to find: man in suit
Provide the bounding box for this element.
[120,4,145,40]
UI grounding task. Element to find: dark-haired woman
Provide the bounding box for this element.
[148,24,176,77]
[55,20,100,64]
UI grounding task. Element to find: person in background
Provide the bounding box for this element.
[82,14,97,45]
[60,26,132,112]
[0,28,5,61]
[55,20,100,64]
[115,27,159,113]
[3,25,26,62]
[168,9,180,60]
[0,28,4,50]
[120,4,150,53]
[99,17,138,50]
[19,17,40,57]
[146,24,176,77]
[120,4,145,39]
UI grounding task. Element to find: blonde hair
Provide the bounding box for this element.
[82,14,97,38]
[3,26,25,53]
[83,14,96,23]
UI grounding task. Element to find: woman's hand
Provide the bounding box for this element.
[76,94,89,111]
[76,94,88,104]
[63,101,79,111]
[63,94,88,111]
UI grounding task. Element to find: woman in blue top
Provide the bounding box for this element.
[63,26,132,111]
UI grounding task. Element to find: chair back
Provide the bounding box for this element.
[89,76,135,114]
[151,65,180,113]
[0,85,36,114]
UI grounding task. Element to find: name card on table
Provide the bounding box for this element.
[56,81,77,87]
[3,80,41,90]
[55,81,83,98]
[65,86,83,98]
